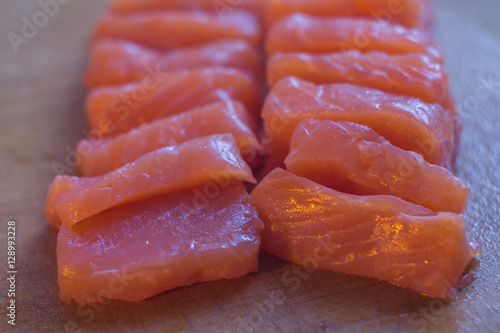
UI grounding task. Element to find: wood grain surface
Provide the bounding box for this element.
[1,0,499,332]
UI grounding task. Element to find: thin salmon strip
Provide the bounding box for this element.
[250,169,479,298]
[110,0,269,21]
[262,77,456,173]
[94,10,262,51]
[58,182,263,304]
[267,50,455,113]
[285,120,469,213]
[86,39,264,87]
[45,134,255,228]
[265,0,433,30]
[78,101,263,177]
[86,67,262,137]
[266,14,441,59]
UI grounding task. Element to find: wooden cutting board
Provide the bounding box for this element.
[1,0,499,332]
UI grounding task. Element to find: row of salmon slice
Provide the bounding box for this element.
[48,4,269,304]
[247,2,479,298]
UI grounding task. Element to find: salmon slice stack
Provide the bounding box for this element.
[251,0,478,297]
[250,169,478,299]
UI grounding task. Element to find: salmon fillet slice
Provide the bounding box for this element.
[94,10,262,51]
[285,119,469,213]
[45,134,255,228]
[86,67,262,137]
[78,100,263,177]
[266,14,441,59]
[262,77,456,173]
[265,0,433,30]
[86,39,264,87]
[58,181,263,304]
[109,0,269,21]
[250,169,479,298]
[267,50,455,113]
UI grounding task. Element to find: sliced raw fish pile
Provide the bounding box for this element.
[250,169,478,298]
[44,0,479,304]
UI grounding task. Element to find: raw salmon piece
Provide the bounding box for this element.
[285,119,469,213]
[110,0,269,22]
[94,10,262,51]
[58,182,263,304]
[86,39,264,87]
[78,101,263,177]
[262,77,456,173]
[355,0,433,29]
[266,14,442,59]
[45,134,255,228]
[267,50,455,113]
[86,67,262,137]
[265,0,433,30]
[250,169,479,298]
